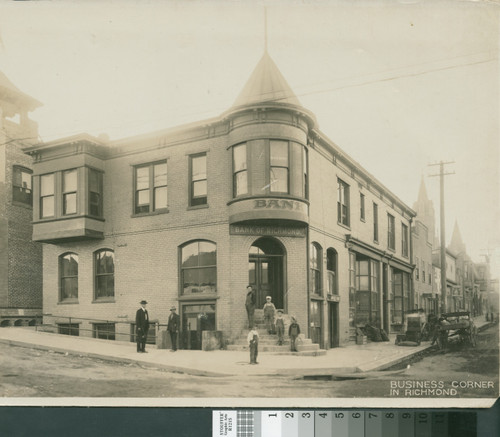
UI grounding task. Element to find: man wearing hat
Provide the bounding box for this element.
[167,306,180,351]
[135,300,149,353]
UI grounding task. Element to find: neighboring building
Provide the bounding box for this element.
[432,249,459,312]
[0,71,43,326]
[412,179,436,315]
[476,261,491,316]
[25,51,415,349]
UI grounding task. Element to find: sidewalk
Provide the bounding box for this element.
[0,316,493,378]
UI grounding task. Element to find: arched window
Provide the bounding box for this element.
[180,241,216,295]
[94,249,114,300]
[59,253,78,301]
[327,248,338,295]
[309,243,322,296]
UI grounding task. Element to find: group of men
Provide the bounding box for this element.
[135,300,180,353]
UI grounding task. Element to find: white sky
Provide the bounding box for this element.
[1,0,499,277]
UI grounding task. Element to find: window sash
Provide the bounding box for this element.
[337,180,350,226]
[233,144,248,197]
[373,203,379,241]
[135,163,168,213]
[95,251,115,299]
[401,223,409,256]
[387,214,395,249]
[190,155,207,206]
[270,141,289,193]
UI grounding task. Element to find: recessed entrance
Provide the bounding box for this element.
[328,302,339,348]
[248,237,285,309]
[181,303,216,350]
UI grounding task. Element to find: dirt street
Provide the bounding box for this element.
[0,325,498,399]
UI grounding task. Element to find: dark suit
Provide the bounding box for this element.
[167,311,180,351]
[135,307,149,352]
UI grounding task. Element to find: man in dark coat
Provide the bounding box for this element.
[167,306,180,351]
[135,300,149,353]
[288,316,300,352]
[245,285,256,328]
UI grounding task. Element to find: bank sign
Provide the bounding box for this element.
[230,224,307,238]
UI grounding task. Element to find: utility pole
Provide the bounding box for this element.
[429,161,455,314]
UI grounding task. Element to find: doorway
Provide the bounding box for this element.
[328,302,339,348]
[181,303,216,350]
[248,237,285,309]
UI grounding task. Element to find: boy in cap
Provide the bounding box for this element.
[263,296,276,334]
[167,306,180,351]
[135,300,149,353]
[275,309,285,345]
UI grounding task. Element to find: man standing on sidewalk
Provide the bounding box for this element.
[245,285,256,328]
[167,306,180,351]
[135,300,149,353]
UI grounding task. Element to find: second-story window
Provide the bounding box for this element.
[233,143,247,197]
[89,168,103,217]
[373,202,379,242]
[387,213,395,250]
[401,223,409,257]
[134,161,168,214]
[190,153,207,206]
[360,193,365,221]
[337,179,350,226]
[63,169,77,215]
[270,140,289,193]
[13,166,32,206]
[40,173,55,218]
[415,256,420,280]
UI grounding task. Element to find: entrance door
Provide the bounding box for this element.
[248,238,285,309]
[310,300,323,347]
[181,303,216,350]
[328,302,339,348]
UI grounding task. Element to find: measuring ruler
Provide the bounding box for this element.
[213,410,478,437]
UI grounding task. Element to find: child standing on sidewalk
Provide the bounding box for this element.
[247,327,259,364]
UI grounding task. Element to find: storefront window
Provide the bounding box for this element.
[349,252,356,328]
[181,241,216,294]
[355,256,380,326]
[392,269,410,324]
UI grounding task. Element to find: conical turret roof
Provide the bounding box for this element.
[232,51,302,108]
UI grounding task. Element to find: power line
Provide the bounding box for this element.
[34,53,497,141]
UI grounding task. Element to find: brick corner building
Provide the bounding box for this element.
[26,52,416,349]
